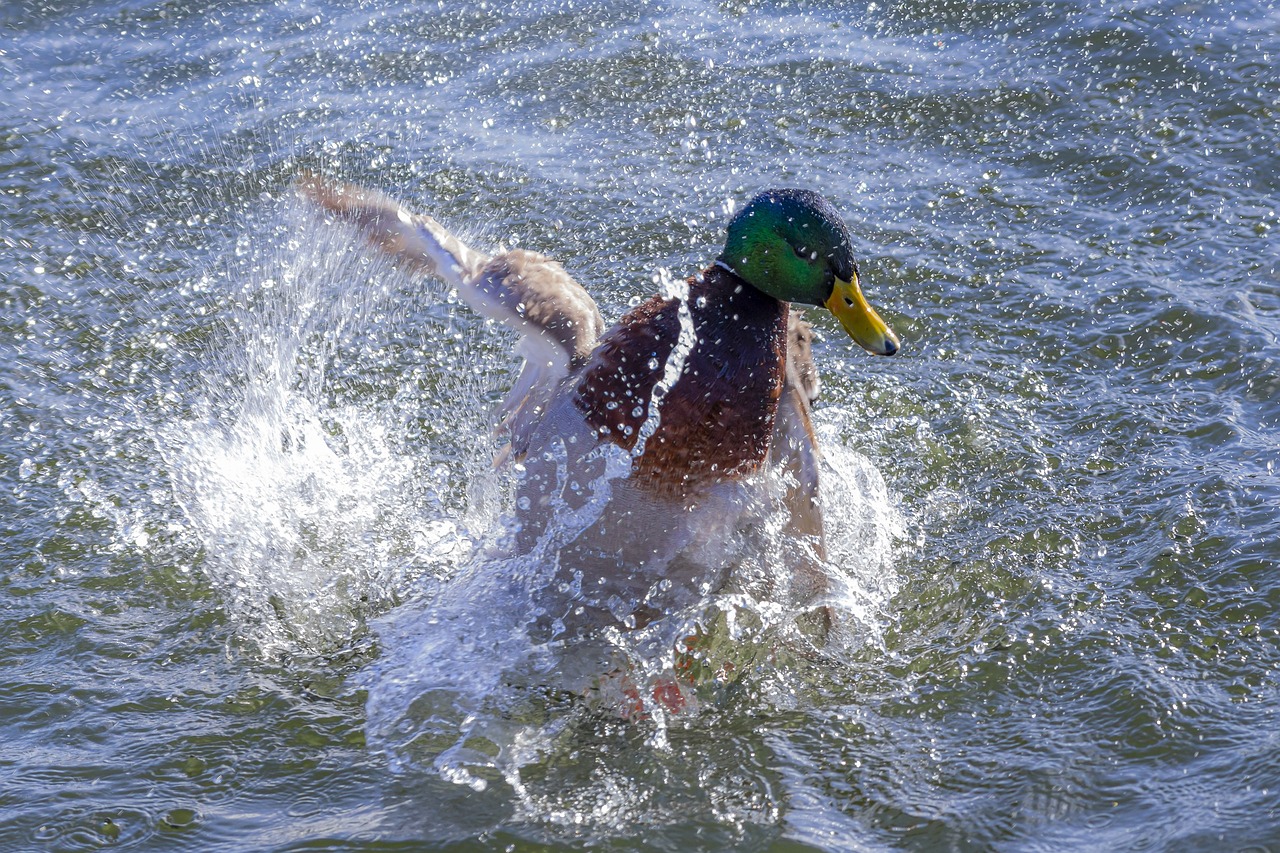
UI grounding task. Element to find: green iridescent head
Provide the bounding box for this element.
[718,189,899,356]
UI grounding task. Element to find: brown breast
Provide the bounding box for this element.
[572,265,788,496]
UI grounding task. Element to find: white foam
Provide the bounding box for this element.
[158,201,496,654]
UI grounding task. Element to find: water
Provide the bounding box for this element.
[3,0,1278,849]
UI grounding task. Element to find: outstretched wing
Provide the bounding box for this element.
[297,175,605,455]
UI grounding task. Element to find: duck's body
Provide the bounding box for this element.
[510,264,797,632]
[299,176,898,638]
[554,264,787,492]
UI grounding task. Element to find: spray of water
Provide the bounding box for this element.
[629,267,697,461]
[157,198,500,654]
[155,192,905,795]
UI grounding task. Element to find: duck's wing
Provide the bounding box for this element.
[296,175,605,453]
[296,173,490,287]
[772,312,823,537]
[770,312,830,613]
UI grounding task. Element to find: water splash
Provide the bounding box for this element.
[630,267,697,461]
[157,199,499,654]
[156,194,905,795]
[360,431,905,790]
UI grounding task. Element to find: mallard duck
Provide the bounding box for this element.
[298,176,898,638]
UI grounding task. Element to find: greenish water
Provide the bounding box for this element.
[3,0,1279,850]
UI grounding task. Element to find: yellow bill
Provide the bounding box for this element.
[825,276,900,356]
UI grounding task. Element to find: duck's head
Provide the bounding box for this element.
[717,188,899,356]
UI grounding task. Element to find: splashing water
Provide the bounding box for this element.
[158,195,905,792]
[629,267,697,461]
[158,199,499,654]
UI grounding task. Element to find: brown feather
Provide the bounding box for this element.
[787,311,820,405]
[479,249,603,367]
[572,265,788,496]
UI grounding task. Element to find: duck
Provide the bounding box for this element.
[297,175,899,643]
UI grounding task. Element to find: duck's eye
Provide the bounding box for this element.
[793,244,817,261]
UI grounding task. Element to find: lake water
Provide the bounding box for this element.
[3,0,1279,849]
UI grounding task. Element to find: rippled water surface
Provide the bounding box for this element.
[3,0,1279,849]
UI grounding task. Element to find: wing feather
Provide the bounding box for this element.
[297,174,605,457]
